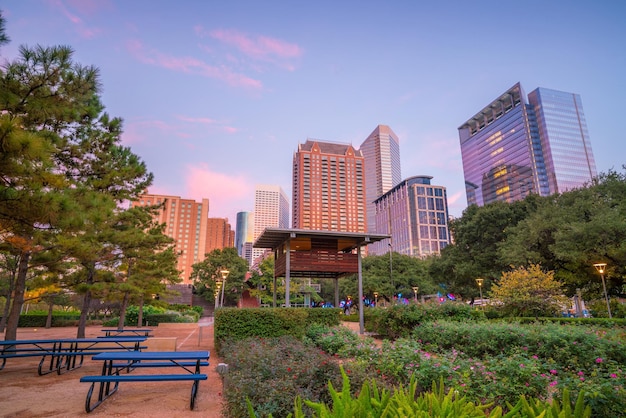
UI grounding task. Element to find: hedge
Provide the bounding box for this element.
[214,307,342,353]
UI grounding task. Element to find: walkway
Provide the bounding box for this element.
[0,320,224,417]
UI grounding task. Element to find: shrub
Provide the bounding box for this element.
[269,367,592,418]
[221,336,343,418]
[214,307,341,353]
[368,302,483,339]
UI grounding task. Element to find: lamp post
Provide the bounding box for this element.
[593,263,612,319]
[373,292,379,307]
[219,269,230,308]
[475,278,484,309]
[412,286,419,303]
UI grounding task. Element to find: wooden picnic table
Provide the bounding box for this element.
[81,350,210,412]
[0,337,147,375]
[100,328,153,337]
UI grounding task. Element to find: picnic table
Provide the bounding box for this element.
[0,337,147,375]
[100,328,153,337]
[81,350,209,412]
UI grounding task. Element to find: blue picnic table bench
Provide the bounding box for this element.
[80,350,209,412]
[0,337,147,375]
[100,328,153,337]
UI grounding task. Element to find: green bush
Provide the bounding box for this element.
[261,367,591,418]
[214,307,341,353]
[222,336,344,418]
[368,302,483,339]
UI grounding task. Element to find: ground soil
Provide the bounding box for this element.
[0,322,224,418]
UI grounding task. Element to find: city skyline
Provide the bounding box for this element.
[2,1,625,223]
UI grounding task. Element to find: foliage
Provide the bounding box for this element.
[489,264,570,317]
[299,320,625,415]
[214,307,341,352]
[367,302,483,339]
[221,336,344,418]
[257,367,591,418]
[191,247,249,307]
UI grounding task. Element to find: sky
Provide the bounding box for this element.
[2,1,625,224]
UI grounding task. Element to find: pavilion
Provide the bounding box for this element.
[253,228,390,333]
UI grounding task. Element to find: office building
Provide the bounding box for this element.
[372,176,450,257]
[292,139,366,232]
[458,82,597,206]
[252,185,289,263]
[235,211,254,257]
[360,125,402,233]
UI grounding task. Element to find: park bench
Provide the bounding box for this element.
[0,337,146,375]
[80,350,209,412]
[100,328,154,337]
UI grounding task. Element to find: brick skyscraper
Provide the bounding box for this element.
[292,140,366,232]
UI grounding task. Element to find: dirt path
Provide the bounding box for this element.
[0,322,224,418]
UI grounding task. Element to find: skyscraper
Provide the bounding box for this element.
[252,185,289,263]
[458,83,597,207]
[372,176,450,257]
[292,139,366,232]
[235,211,254,256]
[360,125,402,233]
[528,87,597,195]
[132,193,214,284]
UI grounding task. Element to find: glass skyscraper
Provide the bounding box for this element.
[458,83,597,207]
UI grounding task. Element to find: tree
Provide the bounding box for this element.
[0,42,152,339]
[191,248,248,307]
[499,168,626,299]
[107,204,179,328]
[489,264,569,317]
[430,196,542,298]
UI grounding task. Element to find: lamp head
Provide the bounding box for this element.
[476,278,484,287]
[593,263,607,274]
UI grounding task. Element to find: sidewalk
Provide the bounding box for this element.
[0,321,224,417]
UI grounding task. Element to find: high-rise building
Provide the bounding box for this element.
[528,88,597,195]
[132,193,213,284]
[235,212,254,255]
[292,139,366,232]
[206,217,234,253]
[458,82,597,207]
[372,176,450,257]
[252,185,289,263]
[360,125,402,233]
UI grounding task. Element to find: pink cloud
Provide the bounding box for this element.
[210,29,303,59]
[120,119,174,145]
[195,26,302,71]
[176,115,239,134]
[46,0,105,39]
[184,164,253,220]
[126,39,262,89]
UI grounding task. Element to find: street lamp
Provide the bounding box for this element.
[475,278,484,309]
[373,292,379,307]
[593,263,612,319]
[219,269,230,308]
[412,286,419,303]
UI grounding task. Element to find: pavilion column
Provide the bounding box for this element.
[334,278,339,308]
[285,240,291,307]
[273,248,278,308]
[357,247,364,334]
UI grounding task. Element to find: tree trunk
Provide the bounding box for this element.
[77,265,95,338]
[137,295,144,327]
[0,272,15,333]
[4,251,31,341]
[46,300,53,328]
[117,291,129,330]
